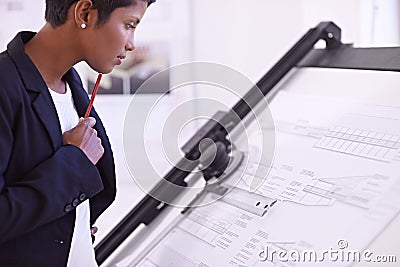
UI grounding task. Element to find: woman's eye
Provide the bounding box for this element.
[126,23,136,29]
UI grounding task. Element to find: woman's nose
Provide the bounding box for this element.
[126,35,135,51]
[126,42,135,52]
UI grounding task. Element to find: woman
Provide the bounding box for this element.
[0,0,154,266]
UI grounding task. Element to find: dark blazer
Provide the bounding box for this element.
[0,32,116,266]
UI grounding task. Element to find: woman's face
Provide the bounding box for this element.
[83,2,148,74]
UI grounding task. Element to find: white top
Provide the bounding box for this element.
[48,83,98,267]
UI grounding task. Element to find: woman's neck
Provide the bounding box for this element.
[24,23,81,92]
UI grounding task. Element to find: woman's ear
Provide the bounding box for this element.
[74,0,95,29]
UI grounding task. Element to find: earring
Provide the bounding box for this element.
[81,23,87,29]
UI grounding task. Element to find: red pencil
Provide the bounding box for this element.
[84,73,103,118]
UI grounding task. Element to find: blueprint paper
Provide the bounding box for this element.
[124,91,400,267]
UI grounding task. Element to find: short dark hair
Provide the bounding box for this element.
[45,0,155,27]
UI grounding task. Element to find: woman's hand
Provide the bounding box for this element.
[62,117,104,165]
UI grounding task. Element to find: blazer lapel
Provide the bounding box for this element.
[31,92,63,151]
[7,31,62,151]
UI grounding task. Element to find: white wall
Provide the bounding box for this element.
[191,0,304,82]
[191,0,400,82]
[0,1,45,50]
